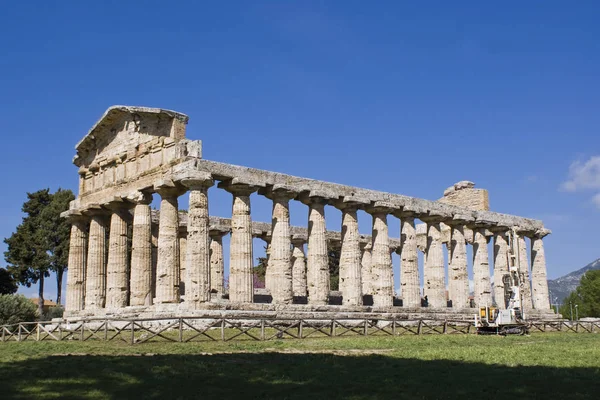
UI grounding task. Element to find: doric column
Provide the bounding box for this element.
[259,234,272,292]
[472,227,492,306]
[447,222,469,309]
[154,184,184,304]
[84,208,108,309]
[65,214,88,313]
[130,194,153,306]
[182,173,214,307]
[338,204,363,306]
[300,196,330,305]
[291,238,308,297]
[492,228,510,309]
[209,230,227,298]
[422,217,446,308]
[517,233,533,310]
[105,204,132,309]
[366,205,394,308]
[530,229,551,310]
[360,241,372,296]
[219,182,257,303]
[179,231,187,297]
[398,213,420,308]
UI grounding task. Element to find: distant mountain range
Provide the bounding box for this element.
[547,258,600,304]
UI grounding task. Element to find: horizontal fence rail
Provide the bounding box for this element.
[1,317,598,345]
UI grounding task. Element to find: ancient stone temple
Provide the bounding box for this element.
[62,106,554,319]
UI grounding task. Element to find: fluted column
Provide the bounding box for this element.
[398,214,420,308]
[106,206,131,309]
[130,196,153,306]
[182,175,214,307]
[291,238,307,297]
[367,208,394,307]
[65,215,88,312]
[302,197,329,305]
[492,228,510,309]
[155,186,183,304]
[338,204,362,306]
[472,227,492,306]
[220,183,256,303]
[360,242,372,296]
[268,190,294,304]
[517,234,533,310]
[179,232,187,296]
[531,229,551,310]
[209,231,226,298]
[84,210,108,309]
[423,218,445,308]
[448,223,469,309]
[260,235,273,292]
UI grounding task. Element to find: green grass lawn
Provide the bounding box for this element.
[1,333,599,399]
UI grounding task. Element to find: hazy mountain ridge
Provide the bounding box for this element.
[547,258,600,304]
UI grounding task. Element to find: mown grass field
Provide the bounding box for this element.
[1,332,598,399]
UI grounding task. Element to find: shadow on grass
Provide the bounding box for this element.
[1,352,598,399]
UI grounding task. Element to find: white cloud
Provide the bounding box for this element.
[561,156,600,192]
[592,193,600,210]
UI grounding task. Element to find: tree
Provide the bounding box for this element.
[4,188,74,315]
[328,245,340,291]
[0,294,38,326]
[559,270,600,319]
[0,268,17,295]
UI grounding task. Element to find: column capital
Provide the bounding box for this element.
[218,181,258,196]
[62,209,89,224]
[489,225,510,233]
[179,170,214,190]
[104,197,136,213]
[298,193,328,206]
[81,204,110,219]
[533,228,552,239]
[365,201,396,215]
[209,229,228,240]
[259,184,298,200]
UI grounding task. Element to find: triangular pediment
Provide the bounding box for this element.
[74,106,188,168]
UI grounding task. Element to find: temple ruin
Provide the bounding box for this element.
[62,106,554,320]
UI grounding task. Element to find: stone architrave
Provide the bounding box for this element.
[517,234,533,310]
[303,198,330,305]
[268,189,294,304]
[209,231,226,297]
[448,224,469,309]
[338,204,363,306]
[155,184,183,304]
[291,239,307,297]
[84,210,108,309]
[399,215,420,308]
[360,242,372,296]
[106,206,131,309]
[530,230,551,310]
[182,173,214,307]
[367,209,394,307]
[472,227,492,306]
[65,215,88,312]
[130,196,153,306]
[492,229,510,309]
[423,219,445,308]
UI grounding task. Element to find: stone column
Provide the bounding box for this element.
[472,227,492,306]
[398,214,420,308]
[84,209,108,309]
[366,207,394,308]
[105,206,131,309]
[447,223,469,309]
[130,196,153,306]
[267,189,295,304]
[531,229,551,310]
[182,174,214,307]
[517,233,533,310]
[209,231,226,298]
[179,232,187,297]
[422,218,446,308]
[338,204,363,306]
[155,185,183,304]
[259,235,272,292]
[492,228,510,309]
[360,241,372,296]
[291,238,308,297]
[65,215,88,313]
[302,197,330,305]
[220,183,256,303]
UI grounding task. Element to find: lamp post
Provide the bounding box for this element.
[569,301,573,322]
[575,304,579,321]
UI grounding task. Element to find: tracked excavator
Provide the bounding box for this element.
[475,228,530,335]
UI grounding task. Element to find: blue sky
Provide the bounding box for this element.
[1,1,599,302]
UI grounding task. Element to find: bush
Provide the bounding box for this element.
[0,294,38,326]
[42,306,64,320]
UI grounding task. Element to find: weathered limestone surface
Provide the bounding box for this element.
[438,181,490,211]
[399,216,420,308]
[448,225,469,308]
[130,201,153,306]
[179,235,187,296]
[518,235,533,310]
[492,230,509,309]
[65,218,87,312]
[84,214,107,309]
[360,242,373,296]
[531,231,551,310]
[339,206,362,306]
[291,239,307,297]
[268,192,293,304]
[209,232,226,296]
[472,228,492,306]
[369,211,394,307]
[155,188,181,304]
[305,199,329,305]
[424,221,445,308]
[106,210,130,309]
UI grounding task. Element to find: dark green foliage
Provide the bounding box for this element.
[0,294,37,326]
[560,270,600,318]
[0,268,17,295]
[42,306,64,321]
[328,246,340,291]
